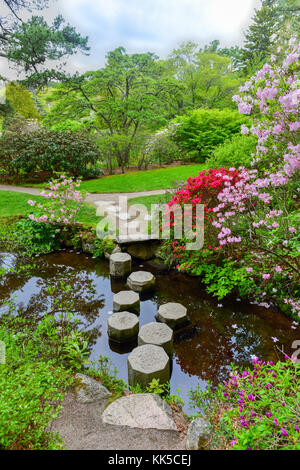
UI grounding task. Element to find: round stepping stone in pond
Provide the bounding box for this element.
[156,302,188,329]
[127,271,156,293]
[113,290,140,314]
[108,311,139,343]
[110,252,132,278]
[128,344,170,389]
[138,322,173,355]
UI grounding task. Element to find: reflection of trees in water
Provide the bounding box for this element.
[173,320,297,386]
[0,252,105,330]
[0,252,39,305]
[2,251,299,387]
[23,268,104,328]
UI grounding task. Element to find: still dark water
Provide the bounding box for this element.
[0,249,299,412]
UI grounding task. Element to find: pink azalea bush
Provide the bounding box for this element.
[212,39,300,316]
[163,39,299,318]
[28,175,85,225]
[190,354,300,450]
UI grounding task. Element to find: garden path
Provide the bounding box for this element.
[0,184,169,204]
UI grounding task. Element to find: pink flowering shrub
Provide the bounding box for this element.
[211,39,300,316]
[190,356,300,450]
[28,175,85,225]
[164,40,299,317]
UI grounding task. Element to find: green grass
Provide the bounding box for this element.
[0,191,100,227]
[79,164,207,193]
[128,193,172,211]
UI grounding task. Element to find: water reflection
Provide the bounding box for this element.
[0,249,299,412]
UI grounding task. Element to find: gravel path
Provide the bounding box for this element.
[49,391,186,450]
[0,184,172,204]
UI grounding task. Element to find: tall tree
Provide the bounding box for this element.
[0,0,89,87]
[6,81,40,120]
[167,41,240,111]
[240,1,280,73]
[44,47,178,172]
[271,0,300,46]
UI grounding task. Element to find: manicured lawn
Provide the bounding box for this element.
[80,164,206,193]
[0,191,100,227]
[128,193,172,211]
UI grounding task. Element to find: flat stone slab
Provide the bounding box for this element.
[102,393,177,431]
[74,373,112,403]
[128,344,170,388]
[113,290,140,314]
[186,417,212,450]
[116,235,160,245]
[138,322,173,355]
[108,311,139,343]
[127,271,156,293]
[156,303,188,329]
[110,252,132,278]
[127,243,157,260]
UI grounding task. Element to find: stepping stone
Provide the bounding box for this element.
[156,302,188,329]
[138,322,173,355]
[74,373,112,403]
[127,271,156,293]
[108,311,139,343]
[128,344,170,388]
[127,243,156,260]
[101,393,177,430]
[186,417,212,450]
[113,290,140,314]
[110,252,132,278]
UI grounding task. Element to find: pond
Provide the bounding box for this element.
[0,249,298,412]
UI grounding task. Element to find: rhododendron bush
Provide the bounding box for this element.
[162,40,299,318]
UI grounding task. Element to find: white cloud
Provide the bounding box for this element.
[60,0,261,68]
[0,0,261,78]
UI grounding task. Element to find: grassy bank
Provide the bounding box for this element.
[0,191,100,227]
[79,164,206,193]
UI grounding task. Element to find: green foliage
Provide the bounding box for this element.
[239,1,281,73]
[0,128,100,177]
[178,258,258,300]
[1,9,89,87]
[146,133,183,165]
[44,47,176,171]
[87,356,127,398]
[207,134,257,169]
[173,109,251,161]
[13,218,60,255]
[6,82,40,121]
[167,42,241,111]
[0,191,99,228]
[0,304,89,450]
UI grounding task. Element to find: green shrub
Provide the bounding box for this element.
[207,134,257,169]
[0,323,72,450]
[0,296,89,450]
[0,128,100,177]
[13,218,61,255]
[173,108,251,162]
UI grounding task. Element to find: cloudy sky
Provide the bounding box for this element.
[0,0,261,77]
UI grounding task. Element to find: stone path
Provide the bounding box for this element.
[0,184,173,236]
[49,374,187,450]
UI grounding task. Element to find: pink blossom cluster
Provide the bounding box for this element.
[223,356,299,449]
[27,175,85,225]
[235,40,299,169]
[210,40,299,313]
